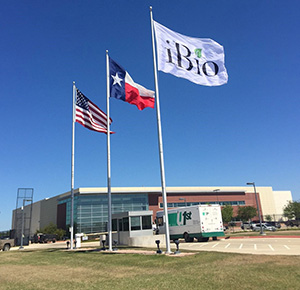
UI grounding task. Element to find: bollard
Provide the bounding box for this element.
[155,240,162,254]
[174,239,180,254]
[100,234,106,251]
[74,240,77,249]
[113,240,118,251]
[101,240,106,250]
[101,235,106,251]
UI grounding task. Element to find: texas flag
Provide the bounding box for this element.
[109,57,155,110]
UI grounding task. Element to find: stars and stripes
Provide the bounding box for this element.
[75,89,112,133]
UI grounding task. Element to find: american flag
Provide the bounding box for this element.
[75,89,112,133]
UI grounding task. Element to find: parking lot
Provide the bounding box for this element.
[179,237,300,255]
[7,236,300,256]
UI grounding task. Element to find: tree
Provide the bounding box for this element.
[265,215,272,222]
[38,222,66,240]
[238,206,257,222]
[283,201,300,220]
[222,205,233,224]
[41,222,57,235]
[55,228,66,240]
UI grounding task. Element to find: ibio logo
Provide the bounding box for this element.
[165,40,219,77]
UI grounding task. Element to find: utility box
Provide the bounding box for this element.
[75,233,84,248]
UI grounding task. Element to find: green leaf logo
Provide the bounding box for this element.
[195,48,202,58]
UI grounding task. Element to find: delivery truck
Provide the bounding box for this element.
[156,204,225,242]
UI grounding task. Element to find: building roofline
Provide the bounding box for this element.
[55,186,280,200]
[76,186,250,194]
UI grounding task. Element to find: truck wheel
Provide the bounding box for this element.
[3,244,10,251]
[184,233,193,243]
[213,237,217,241]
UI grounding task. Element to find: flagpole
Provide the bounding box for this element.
[70,81,76,250]
[150,6,171,254]
[106,50,113,251]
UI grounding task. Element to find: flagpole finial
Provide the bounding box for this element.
[73,81,75,85]
[150,6,152,11]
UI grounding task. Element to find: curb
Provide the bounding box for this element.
[223,235,300,239]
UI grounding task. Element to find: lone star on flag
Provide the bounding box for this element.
[109,57,155,110]
[111,72,123,86]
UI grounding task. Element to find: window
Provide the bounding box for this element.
[112,219,117,231]
[157,217,164,226]
[123,217,129,231]
[130,216,141,231]
[68,193,149,234]
[161,201,246,208]
[142,216,152,230]
[118,219,123,231]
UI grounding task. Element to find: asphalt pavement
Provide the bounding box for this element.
[8,236,300,256]
[179,236,300,255]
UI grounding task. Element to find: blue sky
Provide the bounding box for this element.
[1,0,299,230]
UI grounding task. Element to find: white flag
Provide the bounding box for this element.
[153,21,228,86]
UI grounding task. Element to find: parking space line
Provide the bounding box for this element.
[254,244,257,250]
[284,245,290,250]
[268,244,275,251]
[225,243,231,249]
[212,242,219,248]
[199,243,209,247]
[239,243,243,249]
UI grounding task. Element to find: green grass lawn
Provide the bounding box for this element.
[1,249,300,290]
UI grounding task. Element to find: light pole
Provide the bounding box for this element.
[179,197,187,207]
[213,189,220,204]
[246,182,264,235]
